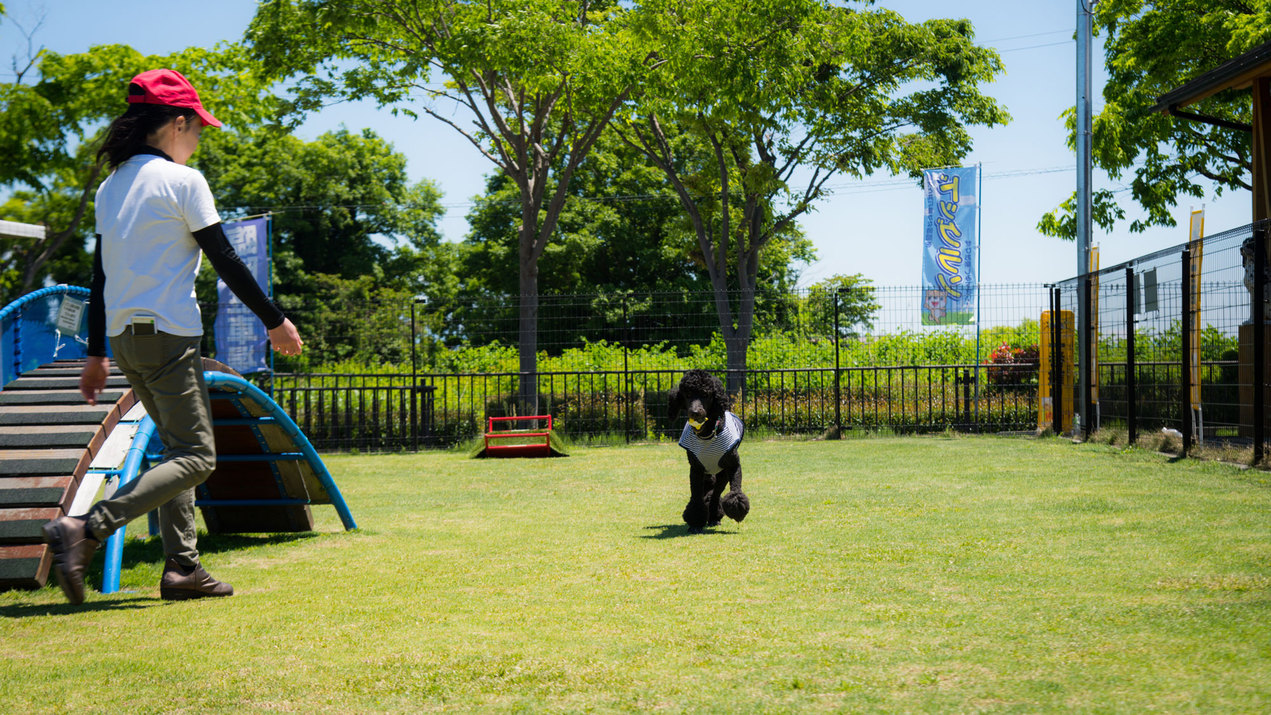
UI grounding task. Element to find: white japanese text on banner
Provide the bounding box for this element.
[214,216,271,374]
[921,166,978,326]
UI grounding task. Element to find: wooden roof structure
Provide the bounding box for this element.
[1151,38,1271,222]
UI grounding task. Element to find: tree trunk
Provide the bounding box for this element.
[724,285,757,396]
[17,163,103,298]
[723,329,747,396]
[517,233,540,416]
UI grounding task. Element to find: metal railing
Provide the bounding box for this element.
[267,364,1041,452]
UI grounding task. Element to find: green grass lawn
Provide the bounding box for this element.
[3,435,1271,713]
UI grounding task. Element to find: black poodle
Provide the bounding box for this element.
[668,369,750,532]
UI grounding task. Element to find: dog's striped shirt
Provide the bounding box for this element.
[678,411,744,475]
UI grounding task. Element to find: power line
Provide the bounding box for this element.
[820,165,1074,196]
[223,164,1081,215]
[995,40,1072,54]
[983,29,1073,44]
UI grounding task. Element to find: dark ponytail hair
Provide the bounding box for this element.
[96,83,199,169]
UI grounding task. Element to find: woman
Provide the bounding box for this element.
[42,68,303,604]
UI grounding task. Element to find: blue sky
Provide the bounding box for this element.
[0,0,1253,289]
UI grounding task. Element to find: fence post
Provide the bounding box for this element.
[1051,287,1063,435]
[410,299,418,451]
[623,294,631,444]
[1255,227,1267,464]
[1181,248,1193,454]
[1081,274,1095,440]
[1125,267,1137,446]
[834,288,842,436]
[955,368,965,431]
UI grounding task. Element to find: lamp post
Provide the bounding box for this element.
[1075,0,1097,438]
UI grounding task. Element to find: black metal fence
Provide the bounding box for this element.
[1052,219,1269,459]
[226,283,1054,451]
[195,220,1271,456]
[261,362,1041,452]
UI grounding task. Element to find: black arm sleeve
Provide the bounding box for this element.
[192,222,286,330]
[87,234,107,357]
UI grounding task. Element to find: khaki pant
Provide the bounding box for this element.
[85,331,216,568]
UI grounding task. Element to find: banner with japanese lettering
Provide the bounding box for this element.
[214,216,271,374]
[921,166,978,326]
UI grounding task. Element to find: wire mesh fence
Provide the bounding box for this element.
[1053,220,1268,458]
[217,283,1053,451]
[14,225,1268,456]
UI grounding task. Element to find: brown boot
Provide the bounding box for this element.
[160,559,233,600]
[41,515,100,605]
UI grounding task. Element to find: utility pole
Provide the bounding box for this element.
[1075,0,1096,438]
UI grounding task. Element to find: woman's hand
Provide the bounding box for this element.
[269,319,304,356]
[79,356,111,405]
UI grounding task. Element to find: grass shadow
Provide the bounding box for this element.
[640,524,738,539]
[0,595,162,619]
[4,533,316,619]
[113,531,318,572]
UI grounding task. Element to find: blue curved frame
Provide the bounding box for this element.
[96,415,157,595]
[0,284,90,322]
[0,285,91,388]
[203,371,357,532]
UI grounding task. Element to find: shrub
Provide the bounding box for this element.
[984,343,1040,390]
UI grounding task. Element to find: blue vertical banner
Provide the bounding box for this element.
[921,166,979,325]
[214,216,271,374]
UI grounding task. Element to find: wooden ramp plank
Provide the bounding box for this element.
[0,544,52,590]
[0,476,75,509]
[0,405,114,426]
[3,375,130,391]
[0,360,132,591]
[0,425,101,449]
[0,507,59,544]
[0,389,127,406]
[0,448,87,476]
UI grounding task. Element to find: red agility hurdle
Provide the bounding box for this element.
[482,415,556,458]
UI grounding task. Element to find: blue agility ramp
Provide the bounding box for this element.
[199,370,356,535]
[0,286,355,593]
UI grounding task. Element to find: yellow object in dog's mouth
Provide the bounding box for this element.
[687,417,705,430]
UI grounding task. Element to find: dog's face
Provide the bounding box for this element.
[924,289,947,315]
[669,370,729,438]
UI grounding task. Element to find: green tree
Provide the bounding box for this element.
[458,129,815,293]
[247,0,646,411]
[1040,0,1270,238]
[196,127,446,301]
[615,0,1007,392]
[459,148,700,298]
[0,39,274,305]
[190,127,449,368]
[270,273,417,368]
[453,130,815,351]
[805,274,880,339]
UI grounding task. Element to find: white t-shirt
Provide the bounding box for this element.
[678,411,744,475]
[94,154,221,337]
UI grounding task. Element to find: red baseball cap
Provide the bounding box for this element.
[126,68,222,128]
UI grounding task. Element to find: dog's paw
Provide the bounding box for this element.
[686,524,705,535]
[722,491,750,522]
